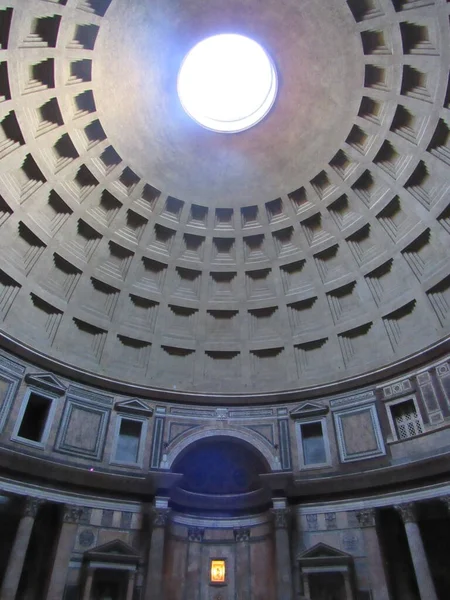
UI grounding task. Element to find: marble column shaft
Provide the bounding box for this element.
[273,507,293,600]
[235,528,251,600]
[0,497,42,600]
[82,568,95,600]
[356,509,391,600]
[183,529,203,600]
[143,508,169,600]
[45,505,84,600]
[395,503,438,600]
[126,570,136,600]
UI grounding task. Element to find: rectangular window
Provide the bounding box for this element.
[390,399,423,440]
[301,421,326,465]
[115,418,142,463]
[17,393,52,443]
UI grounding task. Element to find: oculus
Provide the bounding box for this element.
[177,34,277,133]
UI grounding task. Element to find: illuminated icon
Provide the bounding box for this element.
[210,559,226,584]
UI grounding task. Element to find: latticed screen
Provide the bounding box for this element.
[390,400,423,440]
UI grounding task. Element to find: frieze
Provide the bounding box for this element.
[306,514,318,531]
[229,408,273,418]
[170,407,216,418]
[67,385,113,406]
[325,512,336,530]
[330,391,375,408]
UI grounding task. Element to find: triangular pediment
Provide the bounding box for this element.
[86,539,140,560]
[25,372,66,396]
[298,542,351,560]
[114,398,153,416]
[290,402,328,419]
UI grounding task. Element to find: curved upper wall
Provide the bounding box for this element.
[0,0,449,395]
[0,345,449,500]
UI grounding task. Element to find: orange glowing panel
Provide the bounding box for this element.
[210,559,226,583]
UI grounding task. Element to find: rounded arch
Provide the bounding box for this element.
[164,426,279,471]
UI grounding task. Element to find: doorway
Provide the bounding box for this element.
[309,572,346,600]
[91,569,127,600]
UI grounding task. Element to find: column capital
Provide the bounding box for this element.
[188,526,204,542]
[356,508,376,528]
[272,507,291,529]
[395,502,418,523]
[63,505,85,524]
[152,507,170,528]
[23,496,43,519]
[439,495,450,511]
[234,527,250,542]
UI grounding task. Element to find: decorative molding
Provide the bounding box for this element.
[0,369,21,433]
[234,527,250,542]
[24,372,66,396]
[272,507,290,529]
[215,408,229,420]
[278,418,292,470]
[290,402,329,419]
[23,496,43,518]
[356,508,376,528]
[188,526,204,542]
[84,539,140,565]
[153,508,170,528]
[78,528,96,548]
[381,378,414,400]
[63,504,85,524]
[114,398,153,416]
[0,354,26,375]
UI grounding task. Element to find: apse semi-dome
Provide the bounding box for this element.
[0,0,449,399]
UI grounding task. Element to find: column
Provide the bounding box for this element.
[302,573,311,599]
[143,499,170,600]
[343,571,355,600]
[81,567,95,600]
[356,508,391,600]
[272,498,293,600]
[45,505,84,600]
[0,496,42,600]
[234,527,251,600]
[126,570,136,600]
[184,527,203,600]
[395,503,438,600]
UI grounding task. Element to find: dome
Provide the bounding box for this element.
[0,0,449,401]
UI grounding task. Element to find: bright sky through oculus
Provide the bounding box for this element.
[177,34,277,133]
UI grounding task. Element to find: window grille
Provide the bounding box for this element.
[390,399,423,439]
